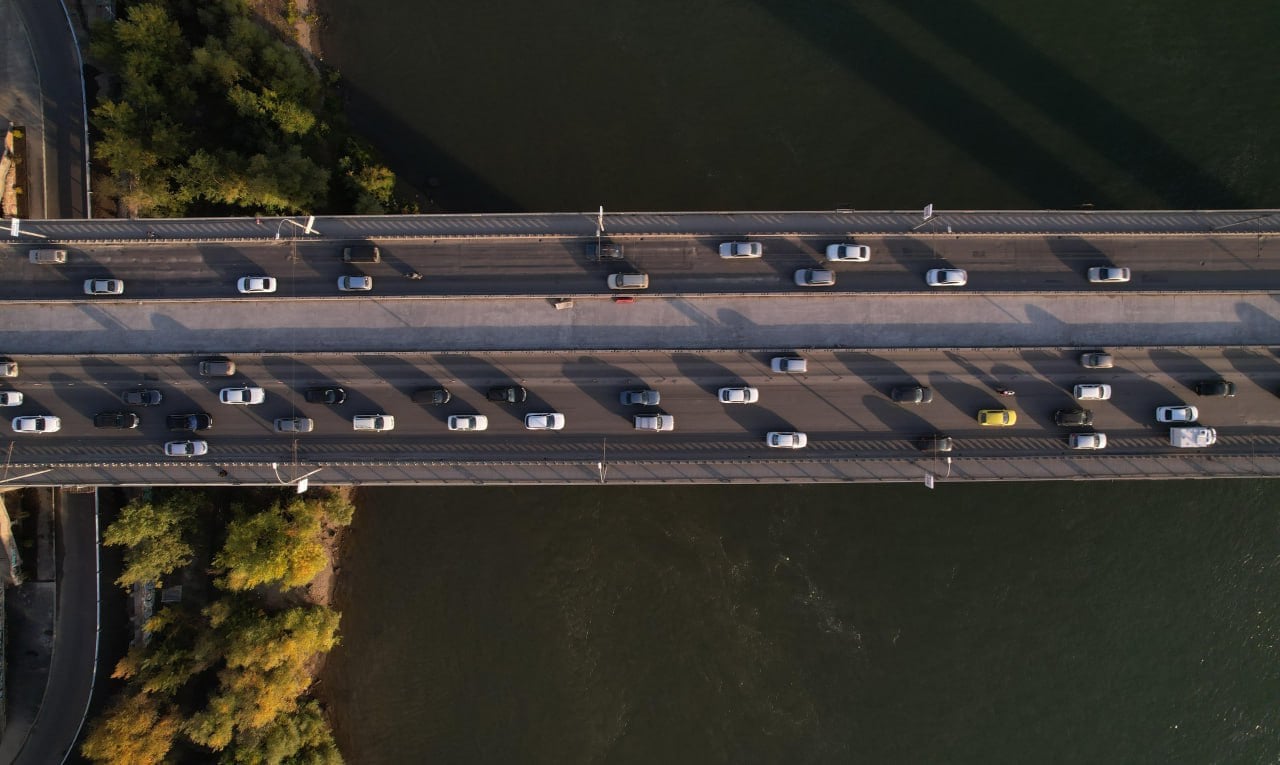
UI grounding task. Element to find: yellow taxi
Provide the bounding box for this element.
[977,409,1017,427]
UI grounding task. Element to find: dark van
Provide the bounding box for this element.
[342,245,381,263]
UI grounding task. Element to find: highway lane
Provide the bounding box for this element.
[1,233,1279,300]
[2,349,1279,464]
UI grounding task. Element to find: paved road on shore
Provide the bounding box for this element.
[2,233,1279,299]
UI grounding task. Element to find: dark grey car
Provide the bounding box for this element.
[891,385,934,404]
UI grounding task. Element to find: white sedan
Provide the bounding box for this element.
[718,387,759,404]
[447,414,488,432]
[766,431,807,449]
[237,276,277,294]
[84,278,124,295]
[164,440,208,457]
[718,241,762,259]
[0,391,23,407]
[353,414,395,431]
[524,413,565,431]
[1073,383,1112,401]
[925,268,967,287]
[12,415,61,433]
[825,243,870,262]
[1087,267,1131,283]
[219,387,266,405]
[1156,405,1198,423]
[1069,433,1107,450]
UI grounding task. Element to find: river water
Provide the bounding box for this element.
[317,2,1280,762]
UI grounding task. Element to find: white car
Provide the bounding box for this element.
[0,391,23,407]
[718,386,759,404]
[718,241,762,259]
[1069,433,1107,450]
[338,275,374,291]
[925,268,967,287]
[353,414,395,431]
[84,278,124,295]
[1087,267,1131,283]
[766,431,807,449]
[219,387,266,405]
[794,268,835,287]
[164,440,208,457]
[447,414,488,432]
[524,412,565,430]
[1073,383,1112,401]
[825,243,870,262]
[606,273,649,290]
[771,356,807,373]
[237,276,277,294]
[12,415,60,433]
[1156,405,1198,423]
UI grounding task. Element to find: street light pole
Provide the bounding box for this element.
[274,215,318,240]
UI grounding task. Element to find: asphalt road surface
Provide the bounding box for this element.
[2,348,1277,464]
[0,233,1277,300]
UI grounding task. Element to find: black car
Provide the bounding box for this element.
[487,386,528,404]
[167,413,213,431]
[890,385,934,404]
[411,387,452,405]
[917,434,953,453]
[305,387,347,405]
[94,411,140,429]
[121,389,163,406]
[586,241,624,261]
[1054,408,1094,427]
[1193,380,1236,397]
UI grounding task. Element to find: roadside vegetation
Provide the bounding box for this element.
[82,489,353,765]
[90,0,396,217]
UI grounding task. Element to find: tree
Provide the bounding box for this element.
[214,493,350,590]
[103,492,197,586]
[221,700,343,765]
[80,692,182,765]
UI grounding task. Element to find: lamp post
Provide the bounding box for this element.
[271,462,322,493]
[274,215,318,240]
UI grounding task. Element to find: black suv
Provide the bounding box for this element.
[412,387,452,405]
[890,385,934,404]
[487,386,528,404]
[586,241,624,261]
[1054,408,1094,427]
[167,413,213,431]
[94,411,140,429]
[305,387,347,405]
[1193,380,1236,397]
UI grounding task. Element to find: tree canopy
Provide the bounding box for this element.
[102,492,197,586]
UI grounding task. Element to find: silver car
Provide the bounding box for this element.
[274,417,315,433]
[1073,384,1112,401]
[1080,352,1114,369]
[771,356,807,373]
[1087,267,1131,283]
[0,360,15,378]
[634,414,674,432]
[606,273,649,290]
[794,268,835,287]
[1156,405,1198,423]
[84,278,125,295]
[353,414,395,431]
[1069,432,1107,450]
[620,389,661,406]
[12,415,60,434]
[338,275,374,291]
[164,440,208,457]
[925,268,967,287]
[219,387,266,405]
[718,241,762,259]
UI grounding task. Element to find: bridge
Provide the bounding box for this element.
[3,209,1280,486]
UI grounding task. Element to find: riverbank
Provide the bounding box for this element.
[249,0,324,66]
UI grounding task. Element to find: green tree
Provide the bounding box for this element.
[103,492,197,587]
[221,700,343,765]
[215,493,350,590]
[80,691,182,765]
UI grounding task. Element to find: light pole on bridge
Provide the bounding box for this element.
[274,215,318,240]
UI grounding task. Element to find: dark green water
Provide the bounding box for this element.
[317,1,1280,761]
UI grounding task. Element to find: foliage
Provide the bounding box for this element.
[90,0,340,216]
[103,491,197,586]
[80,691,182,765]
[339,140,397,214]
[187,601,340,750]
[112,606,222,695]
[221,700,343,765]
[215,493,353,590]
